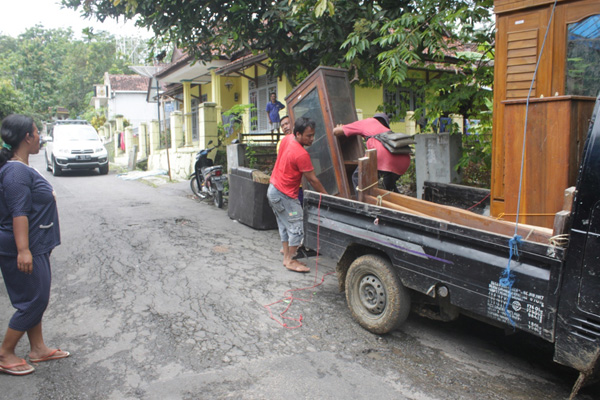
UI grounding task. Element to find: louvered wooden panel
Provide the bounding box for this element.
[507,56,538,66]
[506,29,539,98]
[507,81,535,90]
[507,47,538,58]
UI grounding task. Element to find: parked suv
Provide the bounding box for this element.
[45,123,109,176]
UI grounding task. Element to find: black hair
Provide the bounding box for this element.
[293,117,316,136]
[0,114,35,168]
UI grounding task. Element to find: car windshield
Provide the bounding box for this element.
[53,125,100,142]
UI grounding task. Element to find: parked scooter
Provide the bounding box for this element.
[189,140,226,208]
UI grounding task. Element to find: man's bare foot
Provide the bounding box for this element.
[284,259,310,273]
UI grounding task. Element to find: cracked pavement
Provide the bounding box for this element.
[1,153,599,399]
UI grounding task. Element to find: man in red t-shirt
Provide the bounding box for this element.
[333,112,411,192]
[268,117,327,273]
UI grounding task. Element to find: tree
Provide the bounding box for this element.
[0,26,151,120]
[0,79,26,120]
[62,1,493,81]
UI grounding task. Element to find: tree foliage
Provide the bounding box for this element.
[0,26,151,120]
[63,1,493,83]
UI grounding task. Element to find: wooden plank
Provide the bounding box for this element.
[495,0,569,14]
[507,55,538,66]
[553,210,571,237]
[507,64,537,74]
[362,194,430,217]
[356,150,378,203]
[563,187,576,212]
[507,72,535,82]
[369,188,553,243]
[507,39,538,50]
[507,89,534,98]
[508,47,538,58]
[507,81,536,90]
[507,29,539,41]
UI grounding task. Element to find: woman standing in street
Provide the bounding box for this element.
[0,114,69,376]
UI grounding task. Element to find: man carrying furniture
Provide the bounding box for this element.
[267,117,327,273]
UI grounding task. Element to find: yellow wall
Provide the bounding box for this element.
[220,76,242,113]
[353,86,408,132]
[202,82,213,102]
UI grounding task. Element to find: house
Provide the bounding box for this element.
[92,72,159,127]
[115,43,480,179]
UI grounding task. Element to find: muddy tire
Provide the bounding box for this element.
[345,255,410,334]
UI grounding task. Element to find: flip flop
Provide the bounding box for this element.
[30,349,70,363]
[285,261,310,273]
[0,359,35,376]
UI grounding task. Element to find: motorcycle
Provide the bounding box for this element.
[189,140,226,208]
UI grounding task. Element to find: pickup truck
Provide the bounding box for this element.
[302,95,600,392]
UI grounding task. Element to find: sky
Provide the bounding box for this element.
[0,0,151,38]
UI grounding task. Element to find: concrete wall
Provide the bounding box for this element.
[414,133,463,199]
[108,92,158,127]
[147,147,196,180]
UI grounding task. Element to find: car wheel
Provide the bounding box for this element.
[52,157,62,176]
[345,255,410,334]
[99,164,109,175]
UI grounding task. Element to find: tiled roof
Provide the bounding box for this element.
[216,53,269,75]
[109,75,150,91]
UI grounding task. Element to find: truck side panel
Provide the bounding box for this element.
[304,193,563,341]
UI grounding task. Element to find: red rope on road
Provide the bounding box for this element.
[264,194,335,329]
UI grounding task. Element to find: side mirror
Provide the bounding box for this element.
[208,140,214,146]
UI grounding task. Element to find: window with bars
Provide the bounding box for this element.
[382,82,424,122]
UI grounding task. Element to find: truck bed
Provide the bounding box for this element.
[303,190,565,341]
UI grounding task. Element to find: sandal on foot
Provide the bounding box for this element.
[30,349,70,363]
[0,359,35,376]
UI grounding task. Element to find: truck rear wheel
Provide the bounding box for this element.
[345,255,410,334]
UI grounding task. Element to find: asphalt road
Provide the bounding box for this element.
[1,153,599,399]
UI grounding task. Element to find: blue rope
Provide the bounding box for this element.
[499,0,557,329]
[500,235,522,327]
